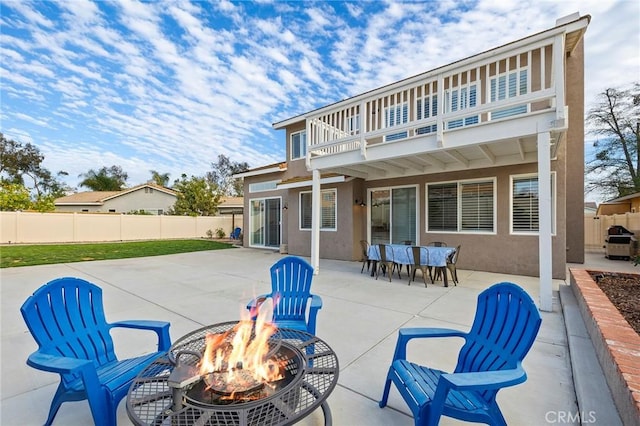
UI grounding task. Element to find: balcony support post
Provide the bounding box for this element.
[310,169,321,275]
[436,74,445,148]
[305,119,312,170]
[538,130,553,312]
[360,101,367,159]
[553,34,566,127]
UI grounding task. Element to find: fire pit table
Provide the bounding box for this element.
[126,321,339,426]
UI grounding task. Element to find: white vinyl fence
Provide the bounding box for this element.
[585,212,640,252]
[0,211,243,244]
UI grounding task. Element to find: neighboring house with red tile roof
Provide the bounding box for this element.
[54,183,177,215]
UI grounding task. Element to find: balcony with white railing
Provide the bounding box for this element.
[298,19,588,179]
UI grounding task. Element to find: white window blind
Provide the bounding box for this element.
[512,176,543,232]
[384,103,409,142]
[321,190,336,229]
[460,181,494,231]
[416,95,437,120]
[428,180,495,232]
[300,189,336,231]
[428,183,457,231]
[511,174,555,234]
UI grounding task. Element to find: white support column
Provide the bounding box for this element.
[436,74,445,148]
[552,35,566,125]
[305,119,312,170]
[311,169,321,275]
[538,131,553,312]
[360,101,367,159]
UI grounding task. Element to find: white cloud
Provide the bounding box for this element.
[0,0,637,195]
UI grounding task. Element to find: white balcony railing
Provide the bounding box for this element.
[305,35,565,165]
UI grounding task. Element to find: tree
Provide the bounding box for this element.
[0,181,32,211]
[586,83,640,199]
[1,133,70,198]
[206,154,249,196]
[169,174,222,216]
[78,166,128,191]
[149,170,170,187]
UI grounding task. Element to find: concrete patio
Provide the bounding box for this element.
[1,247,633,425]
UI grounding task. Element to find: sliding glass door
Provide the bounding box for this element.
[250,198,281,248]
[370,186,417,245]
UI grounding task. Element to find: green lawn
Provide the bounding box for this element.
[0,239,235,268]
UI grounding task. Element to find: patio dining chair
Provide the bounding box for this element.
[247,256,322,335]
[360,240,372,273]
[426,241,447,247]
[446,244,461,285]
[406,246,431,287]
[379,282,542,426]
[375,244,401,282]
[433,245,461,286]
[20,277,172,426]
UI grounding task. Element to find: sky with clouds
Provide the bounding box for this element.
[1,0,638,195]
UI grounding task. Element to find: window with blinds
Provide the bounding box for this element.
[416,95,437,120]
[428,180,495,232]
[384,103,408,141]
[300,189,337,231]
[445,84,478,129]
[511,174,555,234]
[512,177,539,232]
[461,181,494,231]
[427,183,457,231]
[489,69,528,119]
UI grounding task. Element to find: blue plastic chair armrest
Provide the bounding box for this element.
[392,327,468,361]
[310,294,323,310]
[306,294,323,335]
[112,320,172,351]
[246,294,271,319]
[27,351,93,375]
[441,364,527,391]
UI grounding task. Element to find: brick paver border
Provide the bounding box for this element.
[569,268,640,426]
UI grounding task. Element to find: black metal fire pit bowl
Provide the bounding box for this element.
[126,321,339,426]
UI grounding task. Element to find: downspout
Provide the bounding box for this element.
[538,131,553,312]
[311,169,321,275]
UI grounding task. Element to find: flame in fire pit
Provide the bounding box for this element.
[198,297,284,396]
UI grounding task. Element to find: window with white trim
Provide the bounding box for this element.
[490,68,528,119]
[511,173,555,234]
[445,84,478,129]
[291,130,306,160]
[416,95,438,135]
[249,180,279,193]
[384,103,408,141]
[346,114,360,135]
[427,179,495,232]
[300,189,337,231]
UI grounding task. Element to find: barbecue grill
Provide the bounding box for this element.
[604,225,637,260]
[126,321,339,426]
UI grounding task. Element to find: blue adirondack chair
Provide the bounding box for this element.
[230,227,241,240]
[379,282,542,426]
[20,277,172,426]
[247,256,322,335]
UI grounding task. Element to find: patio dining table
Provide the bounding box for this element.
[367,244,456,287]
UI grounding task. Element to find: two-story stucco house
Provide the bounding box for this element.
[236,13,590,311]
[54,183,177,215]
